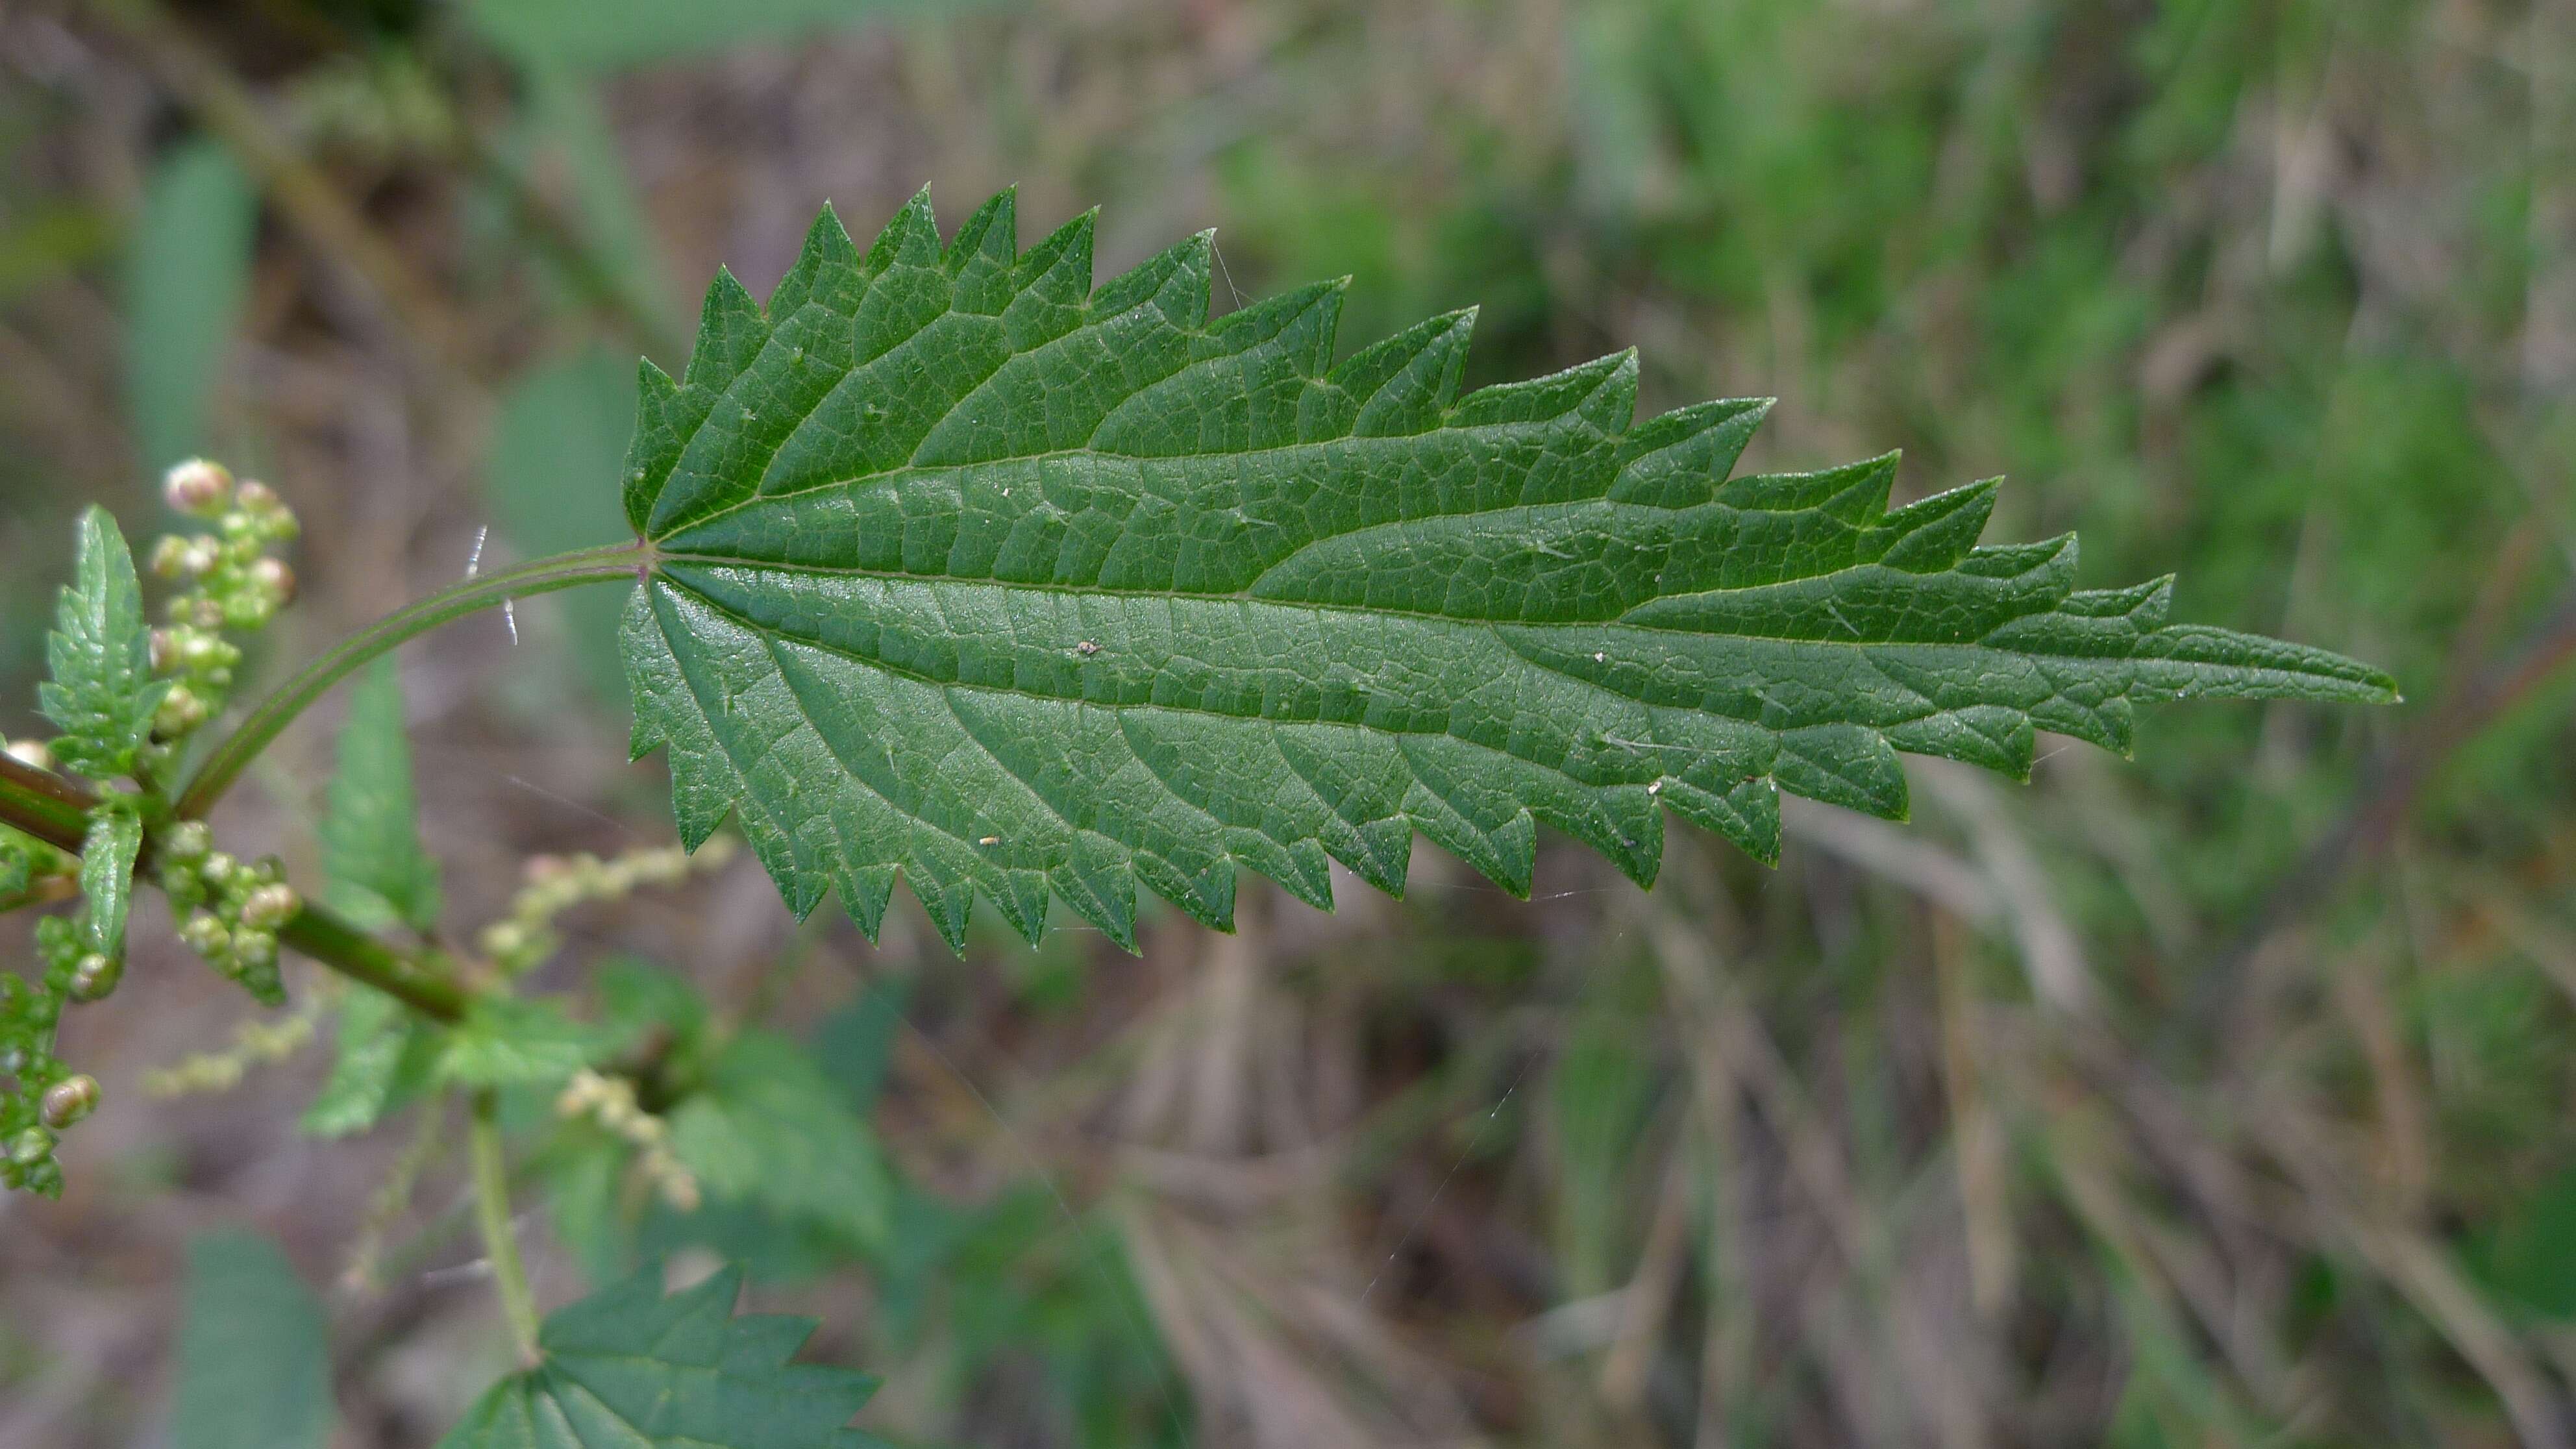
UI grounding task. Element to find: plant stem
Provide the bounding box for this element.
[176,541,647,820]
[0,752,93,855]
[470,1089,543,1365]
[1,752,470,1021]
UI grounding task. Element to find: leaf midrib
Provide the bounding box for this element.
[652,551,2068,643]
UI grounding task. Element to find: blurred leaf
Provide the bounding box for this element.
[126,140,257,474]
[171,1230,332,1449]
[321,656,441,933]
[486,349,636,704]
[439,996,602,1088]
[813,981,906,1117]
[40,507,167,782]
[77,800,140,961]
[438,1263,884,1448]
[597,956,712,1055]
[465,0,935,71]
[2470,1167,2576,1319]
[301,984,435,1137]
[671,1029,893,1249]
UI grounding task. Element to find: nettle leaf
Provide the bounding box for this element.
[321,656,442,933]
[41,506,168,782]
[620,189,2397,954]
[439,997,604,1089]
[440,1264,884,1449]
[669,1029,893,1249]
[301,983,436,1138]
[171,1230,334,1449]
[79,800,142,961]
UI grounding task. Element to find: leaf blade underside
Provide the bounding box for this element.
[621,188,2396,954]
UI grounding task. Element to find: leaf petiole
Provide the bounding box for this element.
[175,541,648,820]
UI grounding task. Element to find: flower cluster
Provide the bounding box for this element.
[557,1069,699,1211]
[478,839,735,979]
[1,917,109,1195]
[156,820,299,1008]
[143,459,297,750]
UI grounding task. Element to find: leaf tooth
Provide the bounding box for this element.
[682,266,769,395]
[863,183,942,276]
[1048,834,1139,952]
[1013,205,1098,312]
[1337,307,1477,438]
[1091,229,1213,330]
[1774,724,1909,821]
[768,203,863,319]
[989,868,1052,947]
[837,863,898,943]
[621,358,682,536]
[906,862,976,955]
[1885,707,2037,781]
[948,188,1020,308]
[1872,477,2001,573]
[1719,449,1898,525]
[2061,575,2175,627]
[1135,850,1237,934]
[1659,775,1781,865]
[1609,396,1772,507]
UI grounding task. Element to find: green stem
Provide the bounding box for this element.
[280,907,468,1022]
[176,542,647,819]
[471,1089,543,1364]
[0,752,96,855]
[0,752,470,1022]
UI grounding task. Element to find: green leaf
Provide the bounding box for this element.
[466,0,930,71]
[439,997,602,1089]
[127,140,258,473]
[619,190,2399,954]
[301,984,436,1137]
[79,800,142,961]
[438,1263,882,1448]
[171,1230,334,1449]
[40,507,168,782]
[669,1030,892,1248]
[321,656,441,932]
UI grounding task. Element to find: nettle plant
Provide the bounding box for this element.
[0,190,2394,1443]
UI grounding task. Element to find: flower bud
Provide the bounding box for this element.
[163,821,213,863]
[149,628,180,673]
[232,929,277,969]
[149,536,192,577]
[8,1126,53,1165]
[180,911,229,956]
[240,882,301,930]
[201,851,238,884]
[249,556,297,607]
[221,591,275,630]
[162,458,233,515]
[68,953,121,1002]
[40,1075,97,1130]
[154,686,208,738]
[3,737,51,772]
[235,478,279,512]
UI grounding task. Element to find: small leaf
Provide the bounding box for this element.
[616,192,2400,955]
[669,1030,892,1248]
[171,1230,334,1449]
[438,996,602,1088]
[320,656,441,933]
[127,140,258,473]
[300,984,436,1137]
[438,1263,883,1448]
[40,507,167,782]
[79,800,142,961]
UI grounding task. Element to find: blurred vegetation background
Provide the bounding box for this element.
[0,0,2568,1444]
